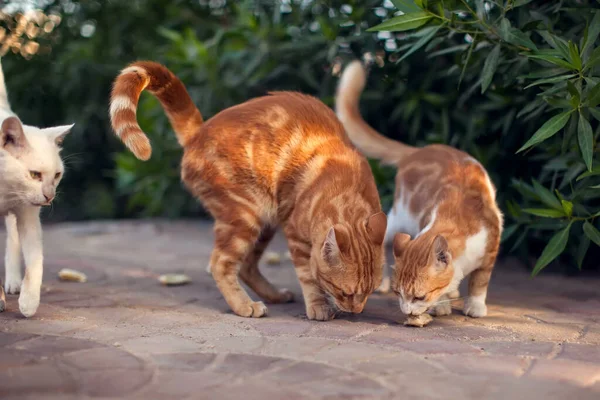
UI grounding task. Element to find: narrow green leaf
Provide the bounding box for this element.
[576,236,590,270]
[589,106,600,122]
[576,165,600,181]
[501,224,519,243]
[568,41,582,70]
[584,47,600,70]
[513,0,535,7]
[590,184,600,189]
[582,11,600,59]
[459,34,476,88]
[577,112,594,171]
[532,179,563,210]
[524,74,577,89]
[531,224,571,276]
[583,221,600,246]
[481,44,501,94]
[522,208,566,218]
[391,0,421,13]
[586,83,600,108]
[427,44,469,58]
[522,68,569,79]
[500,19,538,50]
[536,31,570,59]
[527,54,576,70]
[367,12,432,32]
[517,110,574,153]
[398,25,442,62]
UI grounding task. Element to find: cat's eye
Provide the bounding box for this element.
[54,172,62,179]
[414,295,426,302]
[29,171,42,180]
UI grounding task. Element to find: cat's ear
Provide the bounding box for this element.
[321,225,349,266]
[432,235,451,268]
[42,124,74,147]
[392,233,411,259]
[1,116,27,150]
[365,212,387,245]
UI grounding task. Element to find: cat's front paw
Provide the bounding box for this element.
[306,303,336,321]
[18,290,40,318]
[464,297,487,318]
[234,301,268,318]
[5,277,22,294]
[430,302,452,316]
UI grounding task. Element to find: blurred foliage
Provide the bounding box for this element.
[2,0,599,274]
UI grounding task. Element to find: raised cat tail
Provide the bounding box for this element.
[109,61,203,161]
[0,58,11,112]
[335,61,416,166]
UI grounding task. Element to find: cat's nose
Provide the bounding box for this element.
[44,194,54,203]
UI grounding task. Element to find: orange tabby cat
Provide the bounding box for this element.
[336,61,503,319]
[110,61,387,320]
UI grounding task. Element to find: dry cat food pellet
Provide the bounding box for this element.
[264,251,281,265]
[58,268,87,283]
[404,313,433,328]
[159,273,191,286]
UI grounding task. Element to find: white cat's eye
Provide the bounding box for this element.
[414,295,426,302]
[55,172,62,179]
[29,171,42,180]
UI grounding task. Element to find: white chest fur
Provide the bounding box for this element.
[448,227,489,291]
[384,194,421,244]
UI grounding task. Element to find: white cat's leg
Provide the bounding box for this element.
[4,213,22,294]
[15,206,43,317]
[464,266,493,318]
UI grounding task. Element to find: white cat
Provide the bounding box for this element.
[0,58,73,317]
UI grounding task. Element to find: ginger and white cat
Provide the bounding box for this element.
[336,61,503,319]
[109,61,387,320]
[0,58,73,317]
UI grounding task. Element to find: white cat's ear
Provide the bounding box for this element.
[42,124,74,146]
[432,235,451,269]
[392,233,411,259]
[321,225,348,266]
[1,116,27,149]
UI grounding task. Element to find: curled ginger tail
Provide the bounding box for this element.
[109,61,203,160]
[335,61,416,166]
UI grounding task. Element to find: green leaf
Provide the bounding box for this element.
[576,236,590,270]
[583,221,600,246]
[577,112,594,171]
[531,223,571,276]
[531,179,563,210]
[391,0,421,13]
[582,11,600,59]
[517,110,574,152]
[501,224,519,243]
[560,200,573,218]
[586,83,600,108]
[524,74,577,89]
[589,106,600,122]
[568,41,582,70]
[459,34,476,88]
[481,44,501,93]
[513,0,535,7]
[398,25,442,62]
[527,54,575,70]
[522,208,566,218]
[367,12,432,32]
[585,47,600,70]
[500,19,538,50]
[576,165,600,180]
[522,68,569,79]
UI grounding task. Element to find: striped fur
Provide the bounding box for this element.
[336,61,503,319]
[109,62,387,320]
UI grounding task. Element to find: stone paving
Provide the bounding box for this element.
[0,220,599,399]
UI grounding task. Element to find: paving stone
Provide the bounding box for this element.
[0,220,599,400]
[528,359,600,386]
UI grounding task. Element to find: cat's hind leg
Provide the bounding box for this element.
[210,220,268,318]
[5,213,22,294]
[239,227,294,304]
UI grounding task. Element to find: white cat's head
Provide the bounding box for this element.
[1,116,73,207]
